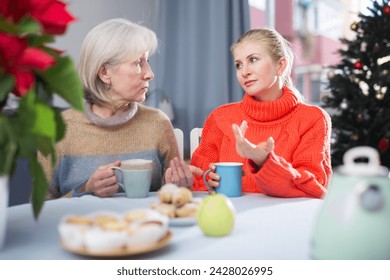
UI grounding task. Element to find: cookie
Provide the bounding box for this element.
[171,187,192,207]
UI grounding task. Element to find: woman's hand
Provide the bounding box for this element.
[204,162,220,194]
[232,120,274,167]
[165,157,203,188]
[84,160,121,197]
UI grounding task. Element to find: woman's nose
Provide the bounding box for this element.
[144,63,154,80]
[241,64,251,77]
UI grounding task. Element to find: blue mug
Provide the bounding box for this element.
[203,162,243,197]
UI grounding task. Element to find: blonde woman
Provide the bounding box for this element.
[191,28,332,198]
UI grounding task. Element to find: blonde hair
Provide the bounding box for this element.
[231,28,303,101]
[78,18,158,106]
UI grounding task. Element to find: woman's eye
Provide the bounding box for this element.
[250,57,259,63]
[235,63,242,70]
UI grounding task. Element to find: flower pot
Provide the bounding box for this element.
[0,175,9,250]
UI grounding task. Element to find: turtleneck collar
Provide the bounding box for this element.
[240,86,299,122]
[84,101,139,127]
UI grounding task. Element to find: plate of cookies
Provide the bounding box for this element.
[58,209,172,257]
[151,184,202,227]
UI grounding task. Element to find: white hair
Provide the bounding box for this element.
[78,18,158,106]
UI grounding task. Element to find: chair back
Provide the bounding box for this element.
[190,127,203,158]
[173,128,184,160]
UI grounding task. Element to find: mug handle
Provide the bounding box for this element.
[111,167,124,192]
[203,169,216,192]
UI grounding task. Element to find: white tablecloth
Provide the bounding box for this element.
[0,192,323,260]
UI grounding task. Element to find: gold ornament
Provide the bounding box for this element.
[351,134,359,141]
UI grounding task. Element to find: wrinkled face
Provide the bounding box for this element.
[233,41,285,101]
[105,51,154,104]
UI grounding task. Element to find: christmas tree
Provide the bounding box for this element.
[322,0,390,168]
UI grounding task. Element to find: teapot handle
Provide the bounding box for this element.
[343,146,380,167]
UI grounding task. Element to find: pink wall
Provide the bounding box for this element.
[250,7,266,28]
[275,0,294,39]
[248,0,342,67]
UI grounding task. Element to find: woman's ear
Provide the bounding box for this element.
[98,65,110,84]
[277,57,287,76]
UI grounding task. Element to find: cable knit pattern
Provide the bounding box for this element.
[38,103,179,198]
[190,86,332,198]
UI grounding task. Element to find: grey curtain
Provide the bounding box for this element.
[151,0,250,158]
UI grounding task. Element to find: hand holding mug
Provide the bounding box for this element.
[111,159,154,198]
[232,120,274,167]
[203,162,243,197]
[84,160,121,197]
[204,163,219,190]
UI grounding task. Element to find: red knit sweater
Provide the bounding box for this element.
[190,87,332,198]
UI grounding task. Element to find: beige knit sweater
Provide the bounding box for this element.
[38,103,179,199]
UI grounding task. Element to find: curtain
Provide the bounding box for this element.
[151,0,250,158]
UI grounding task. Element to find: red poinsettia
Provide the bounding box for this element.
[0,33,55,96]
[0,0,75,35]
[0,0,83,219]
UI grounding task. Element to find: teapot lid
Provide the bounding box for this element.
[336,146,389,177]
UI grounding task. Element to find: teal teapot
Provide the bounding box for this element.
[312,146,390,259]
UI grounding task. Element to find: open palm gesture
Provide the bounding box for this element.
[232,120,274,167]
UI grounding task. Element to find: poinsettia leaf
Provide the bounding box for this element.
[0,75,15,100]
[53,109,65,141]
[40,57,84,111]
[17,16,41,35]
[29,157,48,219]
[29,34,55,48]
[18,90,56,139]
[0,19,18,34]
[0,117,18,175]
[30,103,56,138]
[36,136,54,156]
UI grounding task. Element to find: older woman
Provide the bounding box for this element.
[39,18,198,199]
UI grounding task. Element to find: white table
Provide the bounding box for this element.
[0,192,323,259]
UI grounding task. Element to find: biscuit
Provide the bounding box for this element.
[94,215,119,227]
[65,215,94,226]
[151,202,176,218]
[158,183,179,203]
[171,187,192,207]
[98,220,128,231]
[175,202,200,218]
[124,210,148,223]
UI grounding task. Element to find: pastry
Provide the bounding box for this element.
[65,215,94,226]
[158,183,179,203]
[151,202,176,218]
[94,215,119,227]
[126,221,167,248]
[124,208,169,227]
[171,187,192,207]
[175,202,200,218]
[98,220,128,231]
[124,209,148,223]
[84,227,127,253]
[59,215,94,249]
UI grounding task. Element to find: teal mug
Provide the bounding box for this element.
[111,166,152,198]
[203,162,243,197]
